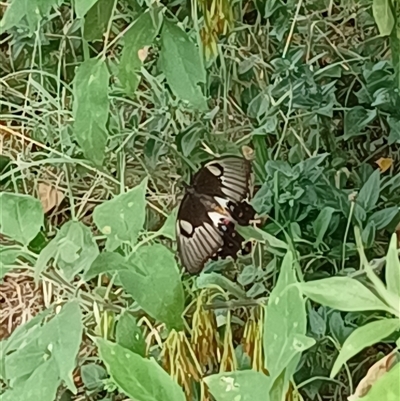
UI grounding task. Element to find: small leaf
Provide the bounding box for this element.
[299,277,392,313]
[97,339,185,401]
[119,244,185,329]
[0,193,44,246]
[159,20,207,111]
[344,107,377,139]
[372,0,395,36]
[84,0,114,41]
[81,364,107,391]
[73,58,110,166]
[205,370,272,401]
[0,246,23,279]
[84,252,128,281]
[330,318,399,378]
[386,234,400,297]
[388,117,400,145]
[75,0,99,18]
[156,207,178,241]
[118,12,158,95]
[93,178,148,251]
[357,169,381,212]
[116,311,146,356]
[369,206,399,230]
[313,207,336,245]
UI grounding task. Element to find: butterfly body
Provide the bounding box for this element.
[176,157,256,273]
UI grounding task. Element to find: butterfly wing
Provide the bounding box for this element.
[192,157,252,202]
[176,193,224,274]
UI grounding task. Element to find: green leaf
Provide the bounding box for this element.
[0,0,62,32]
[159,20,207,111]
[386,234,400,297]
[75,0,99,18]
[388,117,400,144]
[36,221,99,281]
[0,246,23,279]
[93,178,148,251]
[196,272,247,299]
[299,277,392,313]
[6,301,83,392]
[84,0,114,41]
[156,207,177,241]
[264,252,315,382]
[330,318,399,378]
[73,58,110,166]
[116,311,146,356]
[1,359,59,401]
[205,370,272,401]
[0,193,44,246]
[369,206,399,229]
[313,207,336,245]
[96,338,185,401]
[118,12,158,95]
[344,107,377,139]
[236,225,288,250]
[373,0,395,36]
[357,169,381,212]
[84,252,128,281]
[81,363,107,391]
[119,244,185,329]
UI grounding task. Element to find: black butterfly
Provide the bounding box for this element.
[176,156,256,273]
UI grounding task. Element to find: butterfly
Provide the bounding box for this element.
[176,156,256,273]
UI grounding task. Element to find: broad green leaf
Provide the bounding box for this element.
[119,244,184,329]
[84,0,114,41]
[6,301,83,392]
[330,318,399,378]
[205,370,272,401]
[0,0,62,31]
[313,207,336,245]
[84,252,128,281]
[0,193,44,246]
[264,252,315,383]
[116,311,146,356]
[344,107,377,139]
[299,277,392,313]
[75,0,99,18]
[118,12,158,95]
[386,234,400,297]
[159,20,207,111]
[73,58,109,166]
[81,363,107,391]
[373,0,395,36]
[355,359,400,401]
[357,169,381,212]
[369,206,399,229]
[97,338,185,401]
[93,178,148,251]
[1,359,59,401]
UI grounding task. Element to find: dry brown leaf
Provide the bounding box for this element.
[138,46,150,63]
[38,182,65,213]
[348,349,399,400]
[375,157,393,173]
